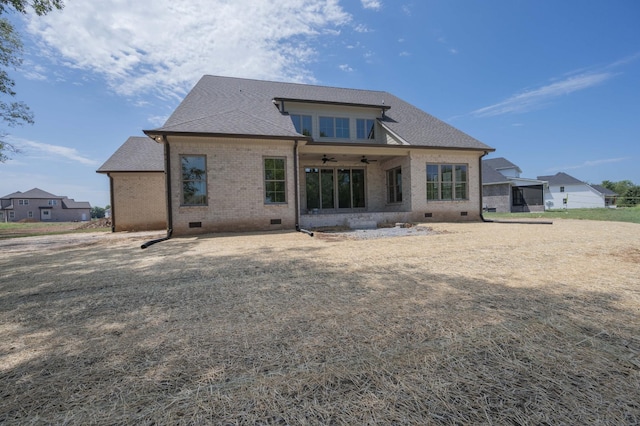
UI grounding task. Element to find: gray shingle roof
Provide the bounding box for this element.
[482,161,511,184]
[146,75,493,151]
[97,136,164,173]
[483,157,521,173]
[61,198,91,209]
[1,188,59,199]
[590,184,617,196]
[537,172,585,186]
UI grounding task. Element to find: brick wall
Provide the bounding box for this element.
[112,172,167,231]
[482,184,511,212]
[167,137,296,236]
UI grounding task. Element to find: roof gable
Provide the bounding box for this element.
[146,75,493,151]
[97,136,164,173]
[482,162,511,184]
[1,188,59,199]
[537,172,585,186]
[484,157,521,173]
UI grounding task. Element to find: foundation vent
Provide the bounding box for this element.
[270,219,282,225]
[424,213,433,218]
[460,211,468,216]
[189,222,202,228]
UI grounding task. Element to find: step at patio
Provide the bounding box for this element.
[346,219,378,230]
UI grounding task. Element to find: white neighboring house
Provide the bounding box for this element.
[537,172,609,209]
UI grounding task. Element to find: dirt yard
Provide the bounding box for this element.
[1,220,639,424]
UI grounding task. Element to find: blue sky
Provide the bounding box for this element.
[1,0,639,207]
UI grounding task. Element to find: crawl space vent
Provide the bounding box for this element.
[188,222,202,228]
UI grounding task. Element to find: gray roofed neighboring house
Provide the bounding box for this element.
[481,158,545,213]
[0,188,91,222]
[537,172,610,209]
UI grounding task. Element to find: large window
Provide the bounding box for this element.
[181,155,207,205]
[18,199,29,205]
[426,164,468,201]
[264,158,287,204]
[290,114,312,136]
[387,167,402,203]
[305,168,365,210]
[319,117,350,138]
[48,200,57,206]
[356,118,376,140]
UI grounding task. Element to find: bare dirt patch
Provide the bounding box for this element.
[1,220,639,424]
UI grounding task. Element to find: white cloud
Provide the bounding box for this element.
[339,64,354,72]
[354,24,372,33]
[13,138,99,166]
[26,0,350,99]
[546,157,631,172]
[361,0,382,10]
[471,71,614,117]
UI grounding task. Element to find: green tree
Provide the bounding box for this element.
[601,180,640,207]
[91,206,106,219]
[0,0,64,162]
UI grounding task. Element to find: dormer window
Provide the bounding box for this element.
[356,119,376,140]
[290,114,312,136]
[319,117,349,138]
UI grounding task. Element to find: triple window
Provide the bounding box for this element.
[305,168,365,210]
[426,164,468,201]
[181,155,207,205]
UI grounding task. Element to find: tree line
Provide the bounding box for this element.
[600,180,640,207]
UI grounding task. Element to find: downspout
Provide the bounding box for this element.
[141,135,174,248]
[479,151,492,223]
[294,139,313,237]
[108,173,115,232]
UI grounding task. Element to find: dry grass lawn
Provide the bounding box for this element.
[1,220,639,424]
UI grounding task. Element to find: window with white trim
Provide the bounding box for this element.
[48,200,58,206]
[28,211,33,218]
[426,163,468,201]
[18,199,29,205]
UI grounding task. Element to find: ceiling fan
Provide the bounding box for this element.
[322,155,337,164]
[361,156,378,164]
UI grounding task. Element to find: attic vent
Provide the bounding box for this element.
[424,213,433,218]
[270,219,282,225]
[189,222,202,228]
[460,211,468,216]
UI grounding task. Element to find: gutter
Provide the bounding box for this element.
[142,135,174,248]
[108,174,115,233]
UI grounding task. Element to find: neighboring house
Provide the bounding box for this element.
[102,75,494,236]
[590,185,617,207]
[97,136,167,231]
[537,172,608,209]
[482,157,545,213]
[0,188,91,222]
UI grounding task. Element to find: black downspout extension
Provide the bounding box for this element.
[141,136,174,249]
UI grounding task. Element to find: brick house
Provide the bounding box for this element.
[482,157,546,213]
[103,75,495,236]
[97,136,167,231]
[0,188,91,222]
